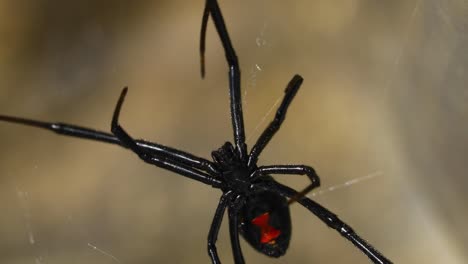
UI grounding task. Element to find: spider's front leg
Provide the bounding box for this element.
[110,87,221,187]
[200,0,247,161]
[248,75,303,167]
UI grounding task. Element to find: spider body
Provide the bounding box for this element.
[0,0,392,263]
[239,189,291,257]
[212,142,292,257]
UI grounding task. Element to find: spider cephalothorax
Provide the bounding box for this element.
[212,142,244,172]
[212,142,252,193]
[0,0,392,263]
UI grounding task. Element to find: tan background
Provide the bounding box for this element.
[1,0,468,263]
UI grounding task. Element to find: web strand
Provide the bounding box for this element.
[88,242,122,263]
[308,171,384,198]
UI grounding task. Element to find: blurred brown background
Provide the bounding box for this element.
[1,0,467,263]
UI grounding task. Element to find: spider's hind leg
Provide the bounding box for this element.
[251,165,320,205]
[259,182,393,264]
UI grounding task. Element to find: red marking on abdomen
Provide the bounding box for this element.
[251,212,281,244]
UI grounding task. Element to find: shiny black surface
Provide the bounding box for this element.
[0,0,392,263]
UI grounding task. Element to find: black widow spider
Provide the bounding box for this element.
[0,1,392,263]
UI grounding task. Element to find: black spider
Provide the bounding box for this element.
[0,1,392,263]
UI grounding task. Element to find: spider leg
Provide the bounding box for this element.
[250,165,320,205]
[248,75,303,167]
[228,196,245,264]
[201,0,247,161]
[200,0,209,78]
[0,115,219,177]
[208,191,232,264]
[256,182,393,264]
[110,87,221,187]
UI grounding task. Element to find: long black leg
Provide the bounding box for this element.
[250,164,320,204]
[248,75,303,167]
[0,111,219,177]
[200,0,209,78]
[256,182,393,264]
[201,0,247,161]
[109,87,221,187]
[208,191,231,264]
[228,196,245,264]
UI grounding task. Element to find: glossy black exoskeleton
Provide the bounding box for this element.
[212,142,292,258]
[0,0,392,263]
[240,190,291,257]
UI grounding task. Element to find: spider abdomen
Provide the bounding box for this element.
[239,190,292,257]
